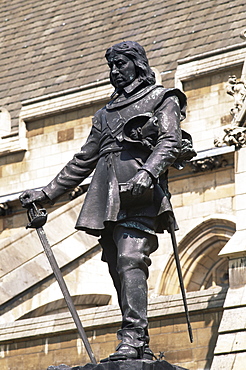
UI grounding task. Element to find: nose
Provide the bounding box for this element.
[111,64,119,75]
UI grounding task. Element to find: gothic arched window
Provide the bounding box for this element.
[159,218,235,295]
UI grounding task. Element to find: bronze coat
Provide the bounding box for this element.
[43,84,186,236]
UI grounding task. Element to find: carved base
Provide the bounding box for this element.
[47,360,188,370]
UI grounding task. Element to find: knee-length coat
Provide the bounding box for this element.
[43,82,187,236]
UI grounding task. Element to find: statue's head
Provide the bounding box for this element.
[105,41,156,91]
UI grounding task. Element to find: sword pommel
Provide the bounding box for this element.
[26,203,48,229]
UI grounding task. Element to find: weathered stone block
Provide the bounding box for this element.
[235,172,246,196]
[204,183,234,202]
[210,354,236,370]
[235,147,246,174]
[57,128,74,143]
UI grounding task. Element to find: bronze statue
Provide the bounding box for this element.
[20,41,194,362]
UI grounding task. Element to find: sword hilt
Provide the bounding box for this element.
[26,203,48,229]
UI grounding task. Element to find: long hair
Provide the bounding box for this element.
[105,41,156,86]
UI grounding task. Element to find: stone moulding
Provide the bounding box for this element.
[188,145,234,173]
[20,80,113,122]
[189,155,228,172]
[175,44,246,90]
[0,130,27,157]
[0,287,226,342]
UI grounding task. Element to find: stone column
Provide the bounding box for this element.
[211,147,246,369]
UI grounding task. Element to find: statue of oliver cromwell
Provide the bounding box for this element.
[20,41,194,362]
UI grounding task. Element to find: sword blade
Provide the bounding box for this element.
[36,226,97,364]
[169,220,193,343]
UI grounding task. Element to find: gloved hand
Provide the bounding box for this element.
[19,189,49,208]
[127,170,153,196]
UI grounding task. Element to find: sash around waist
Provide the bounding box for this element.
[99,146,124,158]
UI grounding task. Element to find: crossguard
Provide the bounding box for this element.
[26,203,48,229]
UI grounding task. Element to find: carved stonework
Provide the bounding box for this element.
[214,126,246,149]
[214,69,246,148]
[214,35,246,149]
[226,75,246,125]
[189,155,228,173]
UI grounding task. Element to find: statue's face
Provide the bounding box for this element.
[108,54,137,89]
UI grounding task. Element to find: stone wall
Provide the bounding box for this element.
[0,288,226,370]
[0,101,104,240]
[182,67,242,152]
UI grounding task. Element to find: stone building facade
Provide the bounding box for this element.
[0,1,246,369]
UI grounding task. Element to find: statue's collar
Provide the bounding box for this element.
[107,82,157,110]
[123,78,144,94]
[110,79,144,98]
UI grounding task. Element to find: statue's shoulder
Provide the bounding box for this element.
[152,86,187,121]
[153,85,186,101]
[91,107,106,130]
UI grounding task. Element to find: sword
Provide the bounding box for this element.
[168,214,193,343]
[26,203,97,364]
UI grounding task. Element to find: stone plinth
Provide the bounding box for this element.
[47,360,188,370]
